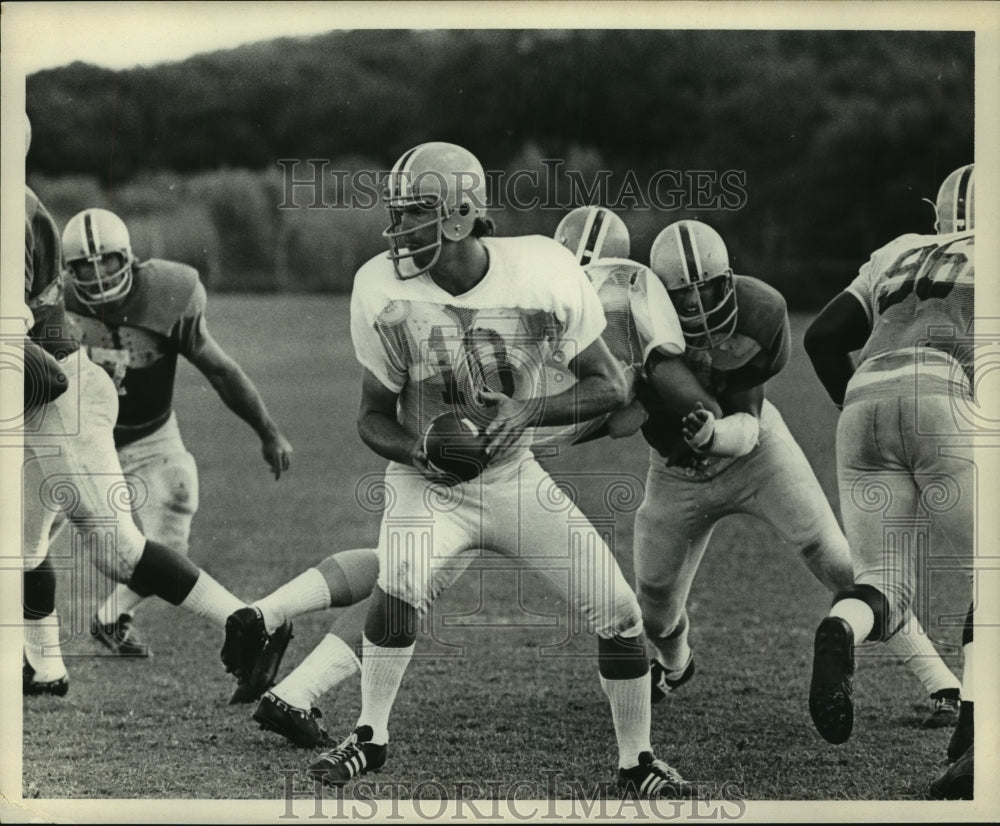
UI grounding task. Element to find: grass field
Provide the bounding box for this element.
[22,295,969,805]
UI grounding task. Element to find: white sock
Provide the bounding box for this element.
[882,612,960,695]
[829,598,875,643]
[97,583,145,625]
[271,633,360,710]
[358,634,414,745]
[961,641,973,702]
[253,568,331,634]
[600,673,652,769]
[178,571,246,628]
[24,614,67,682]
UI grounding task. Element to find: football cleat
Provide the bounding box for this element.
[928,744,973,800]
[809,616,855,744]
[650,654,696,703]
[921,688,960,729]
[253,692,329,748]
[91,612,151,658]
[618,752,697,799]
[306,725,387,787]
[221,607,293,704]
[23,660,69,697]
[947,702,973,762]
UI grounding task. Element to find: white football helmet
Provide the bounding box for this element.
[649,220,737,350]
[930,164,974,234]
[554,206,630,265]
[62,208,134,307]
[383,142,488,279]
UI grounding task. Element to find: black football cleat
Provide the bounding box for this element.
[650,654,695,703]
[947,701,973,762]
[306,725,387,787]
[921,688,960,729]
[23,660,68,697]
[221,607,293,704]
[809,616,855,744]
[91,612,151,658]
[928,744,973,800]
[618,752,697,799]
[253,692,329,748]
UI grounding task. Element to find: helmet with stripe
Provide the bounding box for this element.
[554,206,630,265]
[62,208,134,307]
[649,220,737,350]
[383,142,488,279]
[932,164,974,234]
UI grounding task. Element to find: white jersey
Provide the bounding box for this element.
[846,230,974,399]
[350,235,606,459]
[533,257,685,446]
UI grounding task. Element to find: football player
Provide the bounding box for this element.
[62,207,293,660]
[20,119,285,699]
[553,212,959,728]
[803,164,975,799]
[300,142,694,798]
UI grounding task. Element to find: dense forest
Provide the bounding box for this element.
[26,29,974,304]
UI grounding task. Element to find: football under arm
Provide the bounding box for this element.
[803,291,871,408]
[357,367,415,465]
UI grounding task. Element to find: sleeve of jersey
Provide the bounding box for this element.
[349,278,408,393]
[175,280,212,358]
[844,257,878,326]
[555,260,607,364]
[630,267,685,367]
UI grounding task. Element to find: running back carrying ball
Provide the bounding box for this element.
[421,411,491,482]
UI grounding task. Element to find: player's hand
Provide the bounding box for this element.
[480,389,524,457]
[681,402,716,452]
[410,440,463,487]
[262,431,293,480]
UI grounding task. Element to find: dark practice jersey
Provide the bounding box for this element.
[25,188,78,356]
[642,275,790,460]
[66,259,210,447]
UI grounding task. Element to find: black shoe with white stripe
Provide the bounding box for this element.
[306,725,387,786]
[618,752,696,799]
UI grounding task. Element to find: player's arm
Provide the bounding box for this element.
[187,333,293,479]
[483,336,629,451]
[803,291,871,408]
[357,368,455,483]
[644,350,723,419]
[681,383,764,459]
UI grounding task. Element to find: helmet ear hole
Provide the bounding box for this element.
[458,202,472,217]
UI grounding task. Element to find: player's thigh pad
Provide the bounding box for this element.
[374,463,480,614]
[737,401,844,547]
[486,457,642,638]
[118,415,199,553]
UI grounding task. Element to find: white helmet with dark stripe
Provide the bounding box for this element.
[932,164,974,234]
[649,220,737,350]
[382,142,488,279]
[62,208,134,307]
[554,206,630,265]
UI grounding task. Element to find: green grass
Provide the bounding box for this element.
[23,296,967,802]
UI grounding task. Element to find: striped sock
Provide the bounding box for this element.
[600,672,652,769]
[271,633,360,710]
[358,634,414,745]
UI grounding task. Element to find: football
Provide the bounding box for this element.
[421,411,491,483]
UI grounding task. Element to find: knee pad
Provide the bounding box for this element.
[23,557,57,620]
[317,549,379,606]
[833,584,890,642]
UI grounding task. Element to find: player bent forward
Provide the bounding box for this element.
[305,141,696,798]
